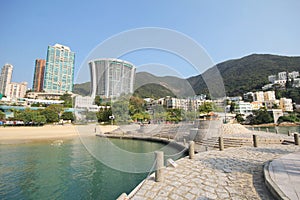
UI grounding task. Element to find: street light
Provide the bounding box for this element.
[109,115,115,125]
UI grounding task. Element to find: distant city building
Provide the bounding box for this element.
[268,75,277,83]
[268,71,299,85]
[263,91,276,101]
[32,59,46,92]
[253,91,264,102]
[6,82,28,100]
[251,101,263,110]
[26,91,72,100]
[89,58,136,98]
[234,101,252,115]
[243,92,254,101]
[293,78,300,87]
[264,99,280,109]
[280,98,293,112]
[26,98,64,106]
[43,44,75,93]
[227,96,242,102]
[278,72,287,80]
[262,84,273,91]
[289,71,299,79]
[74,95,100,112]
[0,64,13,96]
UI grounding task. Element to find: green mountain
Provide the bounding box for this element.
[73,71,194,97]
[73,82,90,96]
[134,72,195,97]
[188,54,300,96]
[133,83,175,98]
[74,54,300,101]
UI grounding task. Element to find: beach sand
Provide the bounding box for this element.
[0,125,79,143]
[0,124,120,144]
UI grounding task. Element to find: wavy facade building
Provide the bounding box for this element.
[89,58,136,98]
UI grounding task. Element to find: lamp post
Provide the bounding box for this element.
[109,115,115,125]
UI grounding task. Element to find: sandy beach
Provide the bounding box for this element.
[0,125,79,143]
[0,124,121,144]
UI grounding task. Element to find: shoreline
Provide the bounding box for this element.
[243,122,300,127]
[0,125,79,144]
[0,124,120,144]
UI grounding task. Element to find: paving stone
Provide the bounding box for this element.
[130,144,300,200]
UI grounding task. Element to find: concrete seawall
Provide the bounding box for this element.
[96,133,188,152]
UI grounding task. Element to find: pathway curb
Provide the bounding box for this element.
[264,161,289,200]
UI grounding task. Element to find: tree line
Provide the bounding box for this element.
[0,104,74,126]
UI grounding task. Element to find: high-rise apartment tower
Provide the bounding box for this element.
[0,64,13,96]
[43,44,75,93]
[32,59,46,92]
[89,58,136,98]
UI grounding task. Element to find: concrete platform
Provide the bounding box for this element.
[265,150,300,200]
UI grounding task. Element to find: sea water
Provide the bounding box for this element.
[0,137,185,200]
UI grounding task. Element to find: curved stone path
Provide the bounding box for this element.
[131,145,300,200]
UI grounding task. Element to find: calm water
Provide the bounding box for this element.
[0,137,185,200]
[248,126,300,135]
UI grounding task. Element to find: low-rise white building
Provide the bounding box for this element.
[234,101,253,115]
[264,91,276,101]
[253,91,264,102]
[280,98,293,112]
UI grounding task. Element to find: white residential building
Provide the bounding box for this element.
[278,72,287,80]
[6,82,28,100]
[234,101,252,115]
[268,75,277,83]
[280,98,293,112]
[293,78,300,87]
[264,91,276,101]
[253,91,264,102]
[289,71,299,79]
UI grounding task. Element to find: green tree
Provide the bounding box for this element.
[94,95,102,106]
[111,100,131,124]
[96,108,112,123]
[60,112,74,121]
[235,113,245,123]
[60,93,73,108]
[198,102,214,113]
[129,96,145,116]
[132,112,150,122]
[41,105,63,123]
[250,108,273,125]
[277,113,300,123]
[230,102,236,113]
[0,110,5,120]
[32,115,46,125]
[41,109,59,123]
[166,109,182,123]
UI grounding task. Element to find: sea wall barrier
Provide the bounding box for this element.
[95,133,187,152]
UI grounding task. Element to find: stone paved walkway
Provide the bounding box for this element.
[267,150,300,200]
[131,145,300,200]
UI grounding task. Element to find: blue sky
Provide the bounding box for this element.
[0,0,299,85]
